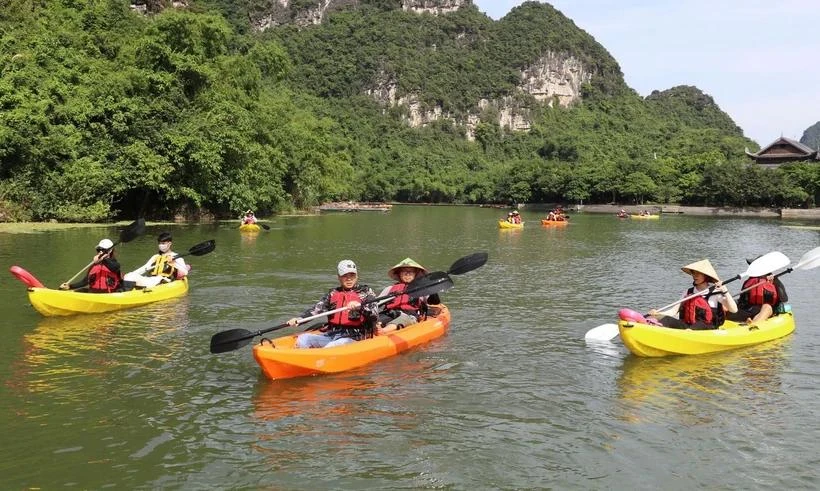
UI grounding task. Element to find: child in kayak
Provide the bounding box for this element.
[726,255,789,324]
[376,258,440,333]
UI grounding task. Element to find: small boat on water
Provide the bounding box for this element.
[540,219,568,226]
[618,310,795,357]
[252,305,451,380]
[11,265,190,316]
[630,214,659,220]
[498,220,524,229]
[239,223,261,233]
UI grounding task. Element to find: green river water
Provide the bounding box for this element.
[0,205,818,489]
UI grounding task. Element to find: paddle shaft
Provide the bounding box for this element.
[210,272,453,353]
[63,219,146,285]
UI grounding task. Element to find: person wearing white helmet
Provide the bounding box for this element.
[286,259,379,348]
[59,238,124,292]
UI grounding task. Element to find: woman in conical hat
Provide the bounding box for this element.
[387,257,428,281]
[648,258,737,330]
[377,258,438,333]
[681,259,720,283]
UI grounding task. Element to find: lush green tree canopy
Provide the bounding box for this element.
[0,0,817,222]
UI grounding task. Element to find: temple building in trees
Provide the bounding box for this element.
[746,137,819,168]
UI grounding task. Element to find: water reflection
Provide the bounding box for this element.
[616,338,791,424]
[10,298,191,396]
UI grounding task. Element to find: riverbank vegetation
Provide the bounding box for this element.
[1,1,818,222]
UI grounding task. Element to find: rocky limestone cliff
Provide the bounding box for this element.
[130,0,188,14]
[253,0,468,31]
[367,51,590,139]
[402,0,471,16]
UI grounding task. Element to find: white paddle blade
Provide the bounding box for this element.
[794,246,820,270]
[585,323,619,342]
[745,251,790,278]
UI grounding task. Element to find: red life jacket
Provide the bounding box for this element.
[88,263,121,293]
[740,277,778,306]
[328,289,366,328]
[384,283,422,314]
[680,287,715,325]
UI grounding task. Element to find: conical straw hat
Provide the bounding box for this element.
[681,259,720,283]
[388,258,428,280]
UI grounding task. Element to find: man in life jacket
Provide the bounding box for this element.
[287,259,379,348]
[60,238,124,293]
[124,232,190,288]
[376,258,441,333]
[726,255,789,324]
[648,259,738,330]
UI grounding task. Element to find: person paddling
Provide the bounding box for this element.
[124,232,190,288]
[648,259,738,330]
[376,258,440,334]
[59,238,124,293]
[286,260,379,348]
[726,255,789,324]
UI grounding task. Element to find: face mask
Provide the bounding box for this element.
[158,243,171,253]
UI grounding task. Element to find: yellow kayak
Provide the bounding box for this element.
[618,312,795,357]
[26,278,189,316]
[239,223,261,233]
[498,220,524,229]
[630,214,659,220]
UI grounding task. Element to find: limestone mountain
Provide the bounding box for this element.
[800,121,820,150]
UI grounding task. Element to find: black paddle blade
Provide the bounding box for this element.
[259,223,271,230]
[447,252,488,275]
[188,239,216,256]
[406,271,454,297]
[210,328,254,354]
[119,218,146,244]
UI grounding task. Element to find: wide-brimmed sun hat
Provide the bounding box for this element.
[387,258,428,281]
[681,259,720,283]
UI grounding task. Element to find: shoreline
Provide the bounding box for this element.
[2,204,819,229]
[518,203,820,220]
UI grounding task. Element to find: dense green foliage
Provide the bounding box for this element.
[1,0,818,222]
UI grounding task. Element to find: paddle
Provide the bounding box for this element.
[210,270,455,354]
[135,240,216,280]
[242,222,270,230]
[62,218,147,286]
[209,251,487,354]
[733,246,820,297]
[584,251,792,342]
[173,239,216,259]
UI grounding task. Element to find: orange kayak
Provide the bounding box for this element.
[540,219,568,226]
[252,304,451,380]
